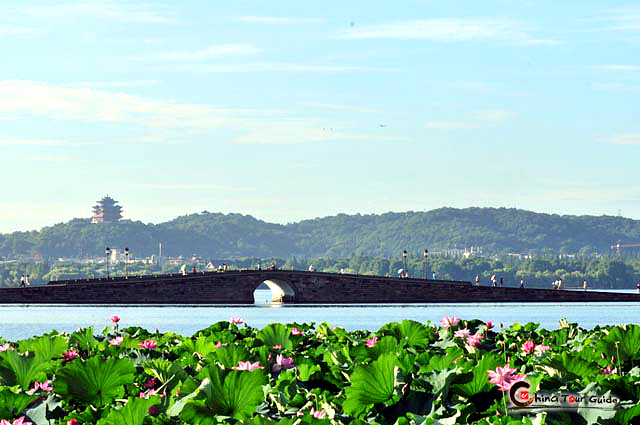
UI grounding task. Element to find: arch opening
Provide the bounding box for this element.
[254,279,296,303]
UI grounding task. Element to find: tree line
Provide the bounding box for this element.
[2,255,639,290]
[3,208,640,260]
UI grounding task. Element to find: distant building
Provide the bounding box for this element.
[91,195,123,223]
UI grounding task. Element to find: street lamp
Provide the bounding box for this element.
[125,247,129,278]
[424,249,429,279]
[105,247,111,278]
[402,250,408,278]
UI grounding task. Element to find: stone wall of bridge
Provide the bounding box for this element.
[0,270,639,304]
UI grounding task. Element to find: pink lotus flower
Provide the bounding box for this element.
[466,333,484,347]
[485,321,494,329]
[487,365,527,391]
[272,354,295,373]
[229,317,244,325]
[0,343,13,352]
[599,365,617,375]
[291,327,303,335]
[110,315,120,323]
[521,340,535,355]
[232,361,264,371]
[534,344,551,356]
[0,417,32,425]
[366,336,378,348]
[440,315,460,329]
[139,388,164,398]
[273,344,282,350]
[139,339,157,350]
[109,336,124,346]
[454,328,471,338]
[311,408,326,419]
[62,350,79,362]
[214,341,222,348]
[31,380,53,393]
[67,419,79,425]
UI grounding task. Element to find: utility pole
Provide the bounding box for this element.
[424,249,429,279]
[105,247,111,278]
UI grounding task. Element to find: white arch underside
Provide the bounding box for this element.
[263,279,295,302]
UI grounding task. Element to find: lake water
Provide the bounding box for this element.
[1,289,639,341]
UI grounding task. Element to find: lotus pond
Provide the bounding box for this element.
[0,316,638,425]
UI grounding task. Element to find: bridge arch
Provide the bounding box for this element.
[260,279,296,303]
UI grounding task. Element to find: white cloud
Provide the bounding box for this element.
[0,80,389,146]
[604,133,640,145]
[594,65,640,71]
[0,24,38,35]
[596,7,640,32]
[426,108,514,129]
[138,44,261,61]
[0,80,242,129]
[336,18,558,45]
[234,121,406,145]
[26,1,174,24]
[0,139,69,147]
[135,183,240,190]
[235,16,326,24]
[65,80,160,88]
[154,62,377,73]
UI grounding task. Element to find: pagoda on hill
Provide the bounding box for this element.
[91,195,123,223]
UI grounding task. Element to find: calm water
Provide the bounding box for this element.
[1,289,639,341]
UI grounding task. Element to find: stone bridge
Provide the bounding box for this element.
[0,270,639,304]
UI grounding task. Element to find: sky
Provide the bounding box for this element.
[1,0,639,233]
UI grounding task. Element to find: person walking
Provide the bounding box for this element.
[519,279,525,288]
[20,275,25,287]
[583,279,587,291]
[475,275,480,286]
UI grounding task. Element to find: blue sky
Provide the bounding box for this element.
[1,0,639,232]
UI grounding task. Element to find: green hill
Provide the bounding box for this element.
[1,207,638,259]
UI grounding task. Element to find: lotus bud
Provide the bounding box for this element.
[611,355,616,364]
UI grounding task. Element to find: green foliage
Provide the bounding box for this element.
[343,353,403,417]
[0,318,639,423]
[0,350,48,390]
[54,356,135,406]
[178,367,268,421]
[97,397,159,425]
[257,324,293,350]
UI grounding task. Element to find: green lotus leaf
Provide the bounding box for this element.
[0,386,39,418]
[54,356,136,406]
[0,350,49,390]
[97,397,159,425]
[614,403,640,425]
[343,352,403,417]
[143,358,188,394]
[179,366,268,421]
[451,352,500,398]
[380,320,434,348]
[19,334,68,362]
[257,323,293,350]
[180,336,217,358]
[598,324,640,363]
[70,327,99,353]
[205,344,252,370]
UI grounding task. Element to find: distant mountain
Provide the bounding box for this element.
[1,207,638,259]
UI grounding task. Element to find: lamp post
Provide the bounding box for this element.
[125,247,129,278]
[105,247,111,278]
[424,249,429,279]
[402,250,408,278]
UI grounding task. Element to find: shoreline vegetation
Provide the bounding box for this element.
[0,318,638,424]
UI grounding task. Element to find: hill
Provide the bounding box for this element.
[1,207,639,259]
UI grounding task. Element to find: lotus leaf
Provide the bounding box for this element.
[54,356,135,406]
